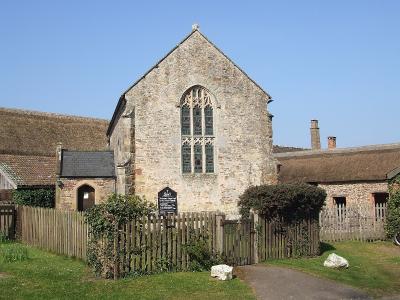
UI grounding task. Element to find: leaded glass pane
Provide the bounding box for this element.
[205,144,214,173]
[205,106,213,135]
[194,144,202,173]
[181,105,190,135]
[193,106,202,135]
[182,143,191,173]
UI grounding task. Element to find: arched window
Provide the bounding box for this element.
[180,86,215,173]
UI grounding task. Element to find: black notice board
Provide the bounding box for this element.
[158,187,177,215]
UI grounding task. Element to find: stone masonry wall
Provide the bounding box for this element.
[110,30,277,217]
[56,178,115,210]
[320,181,388,210]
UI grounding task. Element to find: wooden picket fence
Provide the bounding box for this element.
[0,204,15,239]
[319,204,387,242]
[258,216,320,260]
[19,206,89,260]
[1,205,324,275]
[116,212,219,275]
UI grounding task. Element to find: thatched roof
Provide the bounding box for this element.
[276,143,400,183]
[0,107,109,156]
[273,145,307,153]
[0,154,55,187]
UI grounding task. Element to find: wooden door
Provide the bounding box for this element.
[77,185,95,211]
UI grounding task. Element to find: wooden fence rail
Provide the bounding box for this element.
[319,205,387,242]
[19,206,89,260]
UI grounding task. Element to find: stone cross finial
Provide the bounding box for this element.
[192,23,200,31]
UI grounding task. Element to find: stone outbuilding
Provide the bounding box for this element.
[55,148,116,211]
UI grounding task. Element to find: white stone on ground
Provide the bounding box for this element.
[211,264,233,280]
[323,253,349,269]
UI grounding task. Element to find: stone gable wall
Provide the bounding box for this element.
[110,31,277,217]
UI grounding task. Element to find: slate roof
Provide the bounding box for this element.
[0,107,109,156]
[0,154,56,187]
[60,151,115,178]
[107,28,272,136]
[276,143,400,183]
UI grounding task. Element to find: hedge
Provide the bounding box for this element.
[238,183,326,222]
[12,188,55,208]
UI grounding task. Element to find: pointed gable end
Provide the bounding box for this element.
[107,27,271,136]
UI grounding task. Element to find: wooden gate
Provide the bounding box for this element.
[0,204,16,239]
[221,216,255,266]
[258,215,320,260]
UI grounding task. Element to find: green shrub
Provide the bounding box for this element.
[13,188,55,208]
[184,232,223,271]
[238,183,326,222]
[85,194,155,279]
[0,243,29,262]
[386,177,400,238]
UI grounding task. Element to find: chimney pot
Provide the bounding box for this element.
[328,136,336,149]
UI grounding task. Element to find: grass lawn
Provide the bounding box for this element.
[266,241,400,298]
[0,242,255,300]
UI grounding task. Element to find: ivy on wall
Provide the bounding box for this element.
[12,188,55,208]
[386,176,400,238]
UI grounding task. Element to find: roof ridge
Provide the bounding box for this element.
[275,142,400,158]
[0,107,109,123]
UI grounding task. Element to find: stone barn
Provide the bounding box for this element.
[107,25,278,217]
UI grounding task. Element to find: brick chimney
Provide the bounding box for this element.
[328,136,336,150]
[310,120,321,150]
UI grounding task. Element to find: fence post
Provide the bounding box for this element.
[252,211,259,264]
[215,213,225,255]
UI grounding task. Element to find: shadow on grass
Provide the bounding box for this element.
[320,242,335,255]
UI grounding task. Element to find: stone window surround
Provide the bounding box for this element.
[179,85,217,175]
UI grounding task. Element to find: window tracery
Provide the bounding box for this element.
[180,86,215,174]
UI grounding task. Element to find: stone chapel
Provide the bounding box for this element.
[106,25,278,216]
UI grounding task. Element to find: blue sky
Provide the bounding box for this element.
[1,1,399,148]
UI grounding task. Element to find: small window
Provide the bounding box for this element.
[333,196,346,207]
[374,192,388,221]
[333,197,346,223]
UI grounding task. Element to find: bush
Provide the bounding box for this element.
[0,243,29,262]
[386,177,400,239]
[184,232,222,271]
[13,188,55,208]
[238,183,326,222]
[85,194,155,279]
